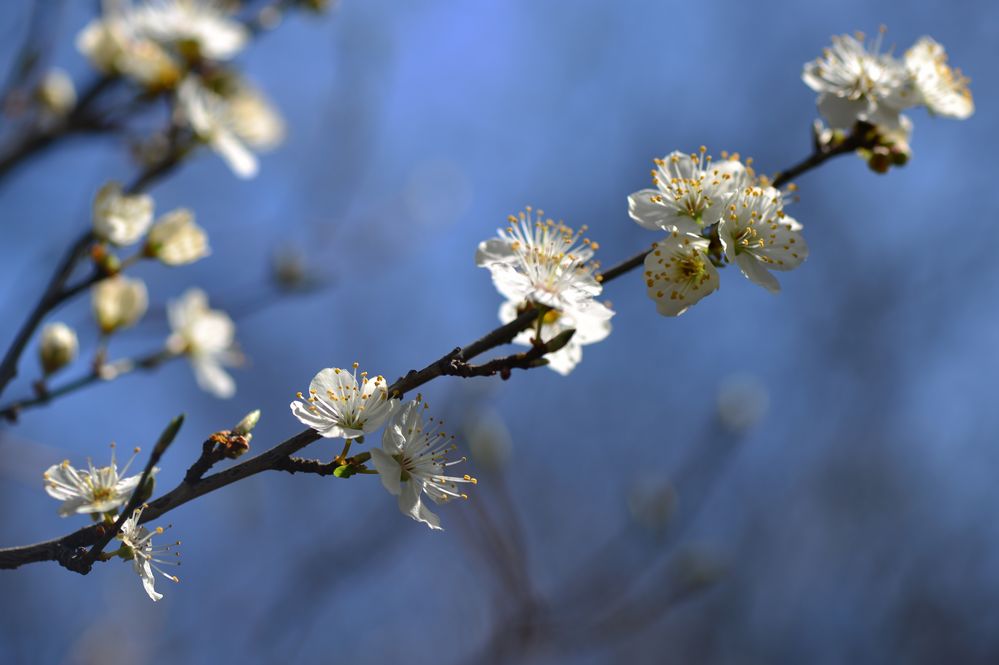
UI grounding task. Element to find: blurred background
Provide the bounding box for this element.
[1,0,997,663]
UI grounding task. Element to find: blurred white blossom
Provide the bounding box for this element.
[177,75,284,179]
[92,181,154,247]
[117,506,180,602]
[129,0,248,62]
[146,208,209,265]
[905,37,973,119]
[717,187,807,293]
[92,275,149,334]
[370,397,475,530]
[43,445,154,517]
[38,322,78,375]
[166,288,240,398]
[77,7,181,90]
[290,364,397,439]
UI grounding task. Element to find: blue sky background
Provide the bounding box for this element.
[1,0,998,663]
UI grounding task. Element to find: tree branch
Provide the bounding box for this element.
[0,136,866,572]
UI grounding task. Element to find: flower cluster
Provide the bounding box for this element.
[476,207,615,374]
[290,366,475,529]
[79,182,241,396]
[803,29,972,168]
[77,0,284,178]
[628,148,807,315]
[43,447,178,601]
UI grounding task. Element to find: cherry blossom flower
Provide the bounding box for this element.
[802,30,913,133]
[177,75,284,179]
[43,445,154,517]
[629,148,749,236]
[117,505,180,602]
[146,208,209,265]
[905,37,973,119]
[166,288,240,398]
[370,397,476,530]
[476,207,603,313]
[290,364,397,439]
[642,230,720,316]
[718,187,808,293]
[92,181,154,247]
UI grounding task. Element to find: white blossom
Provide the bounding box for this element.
[499,299,612,375]
[642,230,720,317]
[166,288,240,398]
[117,505,180,602]
[146,208,209,265]
[177,75,284,179]
[905,37,973,120]
[802,30,914,132]
[92,181,154,247]
[718,187,808,293]
[370,397,476,530]
[476,207,603,313]
[43,445,154,517]
[129,0,248,62]
[290,364,397,439]
[38,322,79,375]
[629,148,749,236]
[77,7,181,90]
[92,275,149,333]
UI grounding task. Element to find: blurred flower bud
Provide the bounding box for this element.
[145,209,210,265]
[38,322,78,375]
[716,373,769,434]
[866,146,892,174]
[36,68,76,117]
[92,276,148,334]
[464,409,512,473]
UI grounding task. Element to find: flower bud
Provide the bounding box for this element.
[232,409,261,438]
[145,209,209,265]
[36,68,76,117]
[92,276,148,334]
[38,322,78,375]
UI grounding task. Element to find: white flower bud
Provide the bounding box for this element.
[146,209,210,265]
[92,276,149,334]
[36,69,76,117]
[38,322,78,375]
[93,182,154,247]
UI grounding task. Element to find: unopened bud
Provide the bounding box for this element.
[233,409,261,438]
[36,68,76,117]
[544,328,576,353]
[38,322,78,375]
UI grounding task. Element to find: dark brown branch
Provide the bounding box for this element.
[0,349,177,422]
